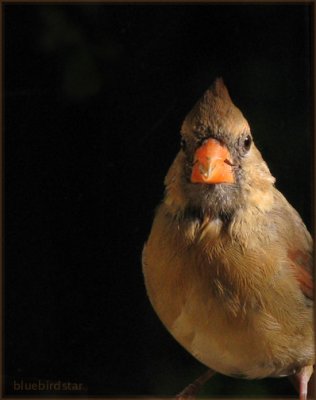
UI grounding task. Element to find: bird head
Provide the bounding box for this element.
[165,78,275,219]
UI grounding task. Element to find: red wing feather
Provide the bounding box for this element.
[288,249,313,300]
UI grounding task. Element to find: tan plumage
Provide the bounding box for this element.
[142,78,314,398]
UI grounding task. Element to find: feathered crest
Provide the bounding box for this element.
[181,78,250,139]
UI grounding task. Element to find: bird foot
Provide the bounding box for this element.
[175,368,216,399]
[288,365,314,400]
[297,366,314,400]
[176,382,199,399]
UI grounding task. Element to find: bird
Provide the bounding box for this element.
[142,78,314,399]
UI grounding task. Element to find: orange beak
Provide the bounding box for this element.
[191,138,235,184]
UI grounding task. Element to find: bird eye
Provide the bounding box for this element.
[180,138,187,151]
[242,135,252,152]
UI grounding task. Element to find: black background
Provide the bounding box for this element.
[4,3,313,398]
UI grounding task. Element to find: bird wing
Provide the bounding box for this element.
[288,248,313,300]
[272,190,313,301]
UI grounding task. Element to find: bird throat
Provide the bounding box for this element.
[181,204,233,225]
[182,179,241,222]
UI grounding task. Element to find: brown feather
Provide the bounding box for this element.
[142,78,314,392]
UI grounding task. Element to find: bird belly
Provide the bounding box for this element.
[144,253,314,380]
[166,293,274,379]
[165,291,313,379]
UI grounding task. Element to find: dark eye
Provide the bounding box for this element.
[242,135,252,153]
[180,138,187,151]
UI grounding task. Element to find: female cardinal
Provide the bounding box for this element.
[142,78,314,399]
